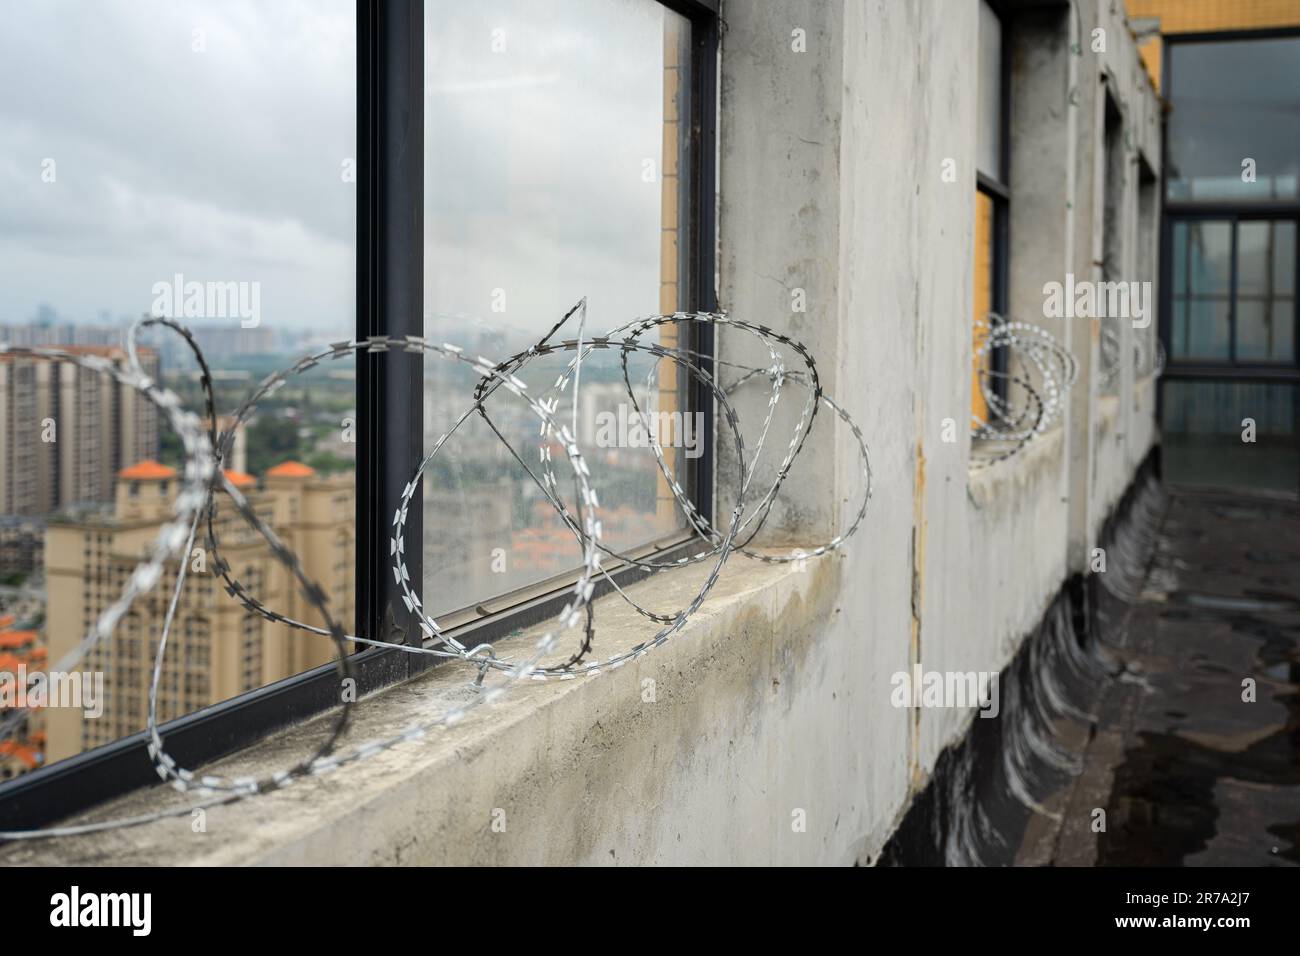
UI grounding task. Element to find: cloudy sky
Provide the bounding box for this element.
[1,0,681,340]
[0,0,356,334]
[424,0,680,344]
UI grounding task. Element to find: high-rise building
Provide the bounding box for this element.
[0,359,40,517]
[42,459,354,763]
[0,346,160,517]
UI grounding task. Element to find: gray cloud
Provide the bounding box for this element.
[0,0,355,332]
[1,0,684,343]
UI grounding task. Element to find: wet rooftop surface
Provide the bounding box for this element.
[1036,486,1300,866]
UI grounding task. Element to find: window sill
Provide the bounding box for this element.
[967,424,1065,509]
[0,551,837,865]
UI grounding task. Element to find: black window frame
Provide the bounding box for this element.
[1162,212,1299,374]
[976,0,1012,413]
[1158,27,1300,387]
[0,0,719,837]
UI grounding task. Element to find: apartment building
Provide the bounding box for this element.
[0,347,160,518]
[42,459,354,763]
[0,360,40,517]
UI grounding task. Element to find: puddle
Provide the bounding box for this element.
[1100,685,1300,865]
[1209,505,1271,521]
[1267,820,1300,863]
[1101,518,1300,865]
[1246,549,1299,565]
[1174,593,1300,614]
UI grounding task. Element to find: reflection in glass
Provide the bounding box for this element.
[1236,221,1295,363]
[423,0,693,620]
[1167,37,1300,201]
[0,0,357,778]
[1170,220,1232,361]
[976,0,1002,181]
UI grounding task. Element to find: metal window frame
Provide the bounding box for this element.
[1156,27,1300,490]
[1159,29,1300,377]
[0,0,720,838]
[1162,213,1300,371]
[1161,28,1300,230]
[976,0,1012,405]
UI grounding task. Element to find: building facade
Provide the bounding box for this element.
[42,460,354,764]
[0,347,160,517]
[1128,0,1300,490]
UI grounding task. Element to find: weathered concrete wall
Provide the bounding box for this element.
[715,0,1163,854]
[1083,0,1163,538]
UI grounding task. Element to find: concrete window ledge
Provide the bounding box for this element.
[967,424,1066,509]
[0,553,843,866]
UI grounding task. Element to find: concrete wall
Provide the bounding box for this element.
[715,0,1161,858]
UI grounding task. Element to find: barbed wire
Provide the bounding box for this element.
[971,313,1079,469]
[0,300,872,840]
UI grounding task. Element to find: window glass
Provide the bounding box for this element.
[1136,162,1159,378]
[1099,90,1125,394]
[422,0,693,621]
[1169,219,1297,365]
[1236,221,1295,362]
[972,191,996,425]
[1167,37,1300,201]
[0,0,356,779]
[1170,220,1232,361]
[977,0,1003,181]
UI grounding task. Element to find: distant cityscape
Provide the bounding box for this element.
[1,308,688,781]
[0,311,356,780]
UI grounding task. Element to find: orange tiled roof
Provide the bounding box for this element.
[0,740,41,769]
[223,469,256,488]
[0,630,37,649]
[0,616,13,629]
[266,461,315,478]
[119,459,177,480]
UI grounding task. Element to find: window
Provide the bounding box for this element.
[1161,31,1300,370]
[1099,85,1126,394]
[1159,29,1300,491]
[1168,218,1296,364]
[1166,35,1300,201]
[0,0,718,834]
[972,0,1009,431]
[1136,158,1160,383]
[0,0,357,821]
[422,0,698,625]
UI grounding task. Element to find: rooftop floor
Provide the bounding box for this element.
[1030,485,1300,866]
